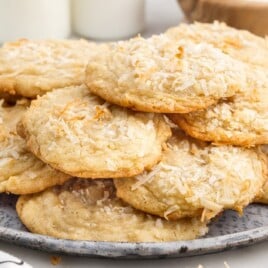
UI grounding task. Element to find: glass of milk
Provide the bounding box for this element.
[72,0,145,40]
[0,0,70,43]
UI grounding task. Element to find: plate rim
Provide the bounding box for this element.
[1,225,268,259]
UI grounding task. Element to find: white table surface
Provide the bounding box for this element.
[1,0,268,267]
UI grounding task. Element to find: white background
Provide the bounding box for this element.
[1,0,268,267]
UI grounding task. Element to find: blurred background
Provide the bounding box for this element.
[0,0,266,43]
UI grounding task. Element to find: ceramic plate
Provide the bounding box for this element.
[0,194,268,259]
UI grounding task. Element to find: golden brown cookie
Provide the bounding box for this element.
[86,34,249,113]
[0,100,71,195]
[20,85,171,178]
[166,21,268,68]
[0,39,99,98]
[16,179,208,242]
[169,73,268,147]
[115,130,267,221]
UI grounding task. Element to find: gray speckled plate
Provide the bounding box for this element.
[0,194,268,259]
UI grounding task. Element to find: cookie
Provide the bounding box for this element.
[169,72,268,147]
[0,39,99,98]
[86,34,248,113]
[166,21,268,68]
[16,179,208,242]
[20,85,171,178]
[0,100,71,195]
[115,130,266,221]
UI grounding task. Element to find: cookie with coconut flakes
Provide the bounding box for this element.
[0,99,71,195]
[16,179,208,242]
[86,34,248,113]
[166,21,268,68]
[114,130,267,221]
[169,69,268,147]
[20,85,171,178]
[0,39,100,99]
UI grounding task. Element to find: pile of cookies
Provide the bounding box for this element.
[0,22,267,242]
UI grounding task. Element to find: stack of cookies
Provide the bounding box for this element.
[0,22,267,242]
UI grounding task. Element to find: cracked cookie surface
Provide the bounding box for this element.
[86,34,249,113]
[20,85,171,178]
